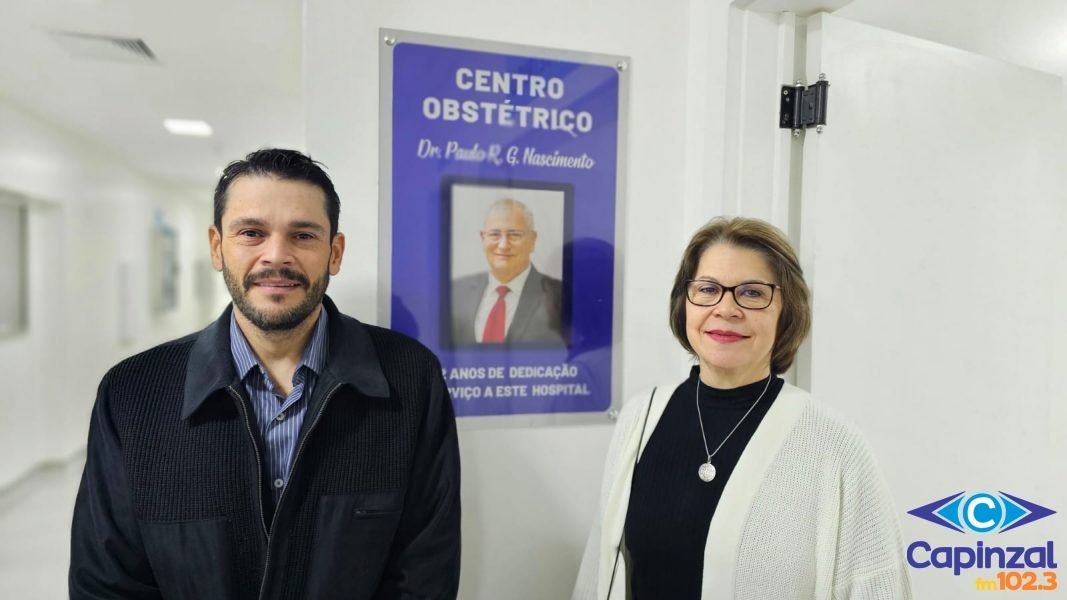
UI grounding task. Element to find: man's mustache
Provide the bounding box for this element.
[243,268,310,291]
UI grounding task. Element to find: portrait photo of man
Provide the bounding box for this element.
[447,184,569,348]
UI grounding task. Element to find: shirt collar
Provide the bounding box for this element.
[182,296,390,420]
[228,307,329,383]
[486,263,532,298]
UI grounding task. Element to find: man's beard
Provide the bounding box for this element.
[222,259,329,332]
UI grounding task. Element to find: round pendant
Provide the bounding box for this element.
[698,462,716,482]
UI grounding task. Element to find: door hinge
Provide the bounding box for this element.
[780,74,829,134]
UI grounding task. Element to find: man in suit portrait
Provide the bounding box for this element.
[451,198,566,346]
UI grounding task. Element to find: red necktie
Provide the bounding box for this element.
[481,285,510,343]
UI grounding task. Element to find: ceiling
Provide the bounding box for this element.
[0,0,303,191]
[836,0,1067,80]
[0,0,1063,193]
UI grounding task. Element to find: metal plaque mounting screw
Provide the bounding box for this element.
[383,36,396,46]
[616,61,628,72]
[816,125,825,134]
[792,129,802,139]
[608,409,620,421]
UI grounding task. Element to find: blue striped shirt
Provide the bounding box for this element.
[229,308,329,504]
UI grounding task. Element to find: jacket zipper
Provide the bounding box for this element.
[227,385,269,538]
[257,382,344,600]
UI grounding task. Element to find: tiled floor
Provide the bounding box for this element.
[0,456,83,599]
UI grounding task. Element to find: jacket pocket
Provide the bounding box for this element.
[305,490,404,599]
[140,516,234,599]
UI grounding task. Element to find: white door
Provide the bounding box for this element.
[798,13,1066,598]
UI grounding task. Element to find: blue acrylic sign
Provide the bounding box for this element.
[387,36,622,417]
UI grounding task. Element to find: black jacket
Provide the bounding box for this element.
[69,297,461,599]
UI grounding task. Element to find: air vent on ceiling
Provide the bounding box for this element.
[48,30,157,64]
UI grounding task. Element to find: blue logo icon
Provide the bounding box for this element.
[908,491,1056,534]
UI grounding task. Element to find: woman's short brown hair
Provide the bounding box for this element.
[669,216,811,375]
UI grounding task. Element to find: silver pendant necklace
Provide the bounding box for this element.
[695,374,773,482]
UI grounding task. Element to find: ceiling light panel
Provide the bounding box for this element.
[163,119,213,137]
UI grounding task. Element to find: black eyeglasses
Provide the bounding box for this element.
[685,280,780,309]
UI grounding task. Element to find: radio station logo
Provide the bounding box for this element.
[906,491,1058,591]
[908,491,1056,534]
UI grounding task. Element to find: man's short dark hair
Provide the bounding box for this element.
[213,148,340,237]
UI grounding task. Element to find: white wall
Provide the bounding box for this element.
[303,1,735,597]
[0,97,225,488]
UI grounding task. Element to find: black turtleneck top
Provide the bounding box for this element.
[623,367,784,599]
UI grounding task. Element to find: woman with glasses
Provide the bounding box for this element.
[573,217,910,599]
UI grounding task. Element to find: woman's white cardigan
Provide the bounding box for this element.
[572,381,912,600]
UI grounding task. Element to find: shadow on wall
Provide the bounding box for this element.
[458,427,588,600]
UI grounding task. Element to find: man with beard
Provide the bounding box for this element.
[69,149,460,599]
